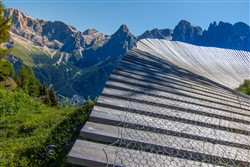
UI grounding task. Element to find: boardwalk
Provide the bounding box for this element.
[68,39,250,167]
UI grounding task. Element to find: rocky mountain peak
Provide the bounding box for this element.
[177,20,191,27]
[83,29,99,35]
[138,28,173,40]
[5,8,45,35]
[233,22,250,37]
[86,24,136,67]
[111,24,136,49]
[137,20,249,51]
[4,8,110,53]
[82,28,109,47]
[5,8,33,22]
[172,20,202,44]
[117,24,129,34]
[109,24,136,50]
[200,21,250,51]
[212,21,217,27]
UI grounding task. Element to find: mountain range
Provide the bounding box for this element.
[4,8,250,103]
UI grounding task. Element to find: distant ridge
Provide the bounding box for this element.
[5,8,250,53]
[139,20,250,52]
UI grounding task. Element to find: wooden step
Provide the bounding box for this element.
[103,83,250,119]
[89,105,250,147]
[121,53,239,98]
[113,66,250,107]
[68,140,222,167]
[96,94,250,133]
[80,122,250,166]
[68,46,250,167]
[115,63,250,106]
[108,73,250,115]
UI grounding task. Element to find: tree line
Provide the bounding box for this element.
[0,1,58,107]
[1,62,59,107]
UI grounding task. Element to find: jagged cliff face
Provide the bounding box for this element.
[138,28,173,40]
[5,8,137,103]
[139,20,250,51]
[172,20,202,44]
[5,8,109,53]
[96,24,137,61]
[138,20,202,44]
[198,21,250,51]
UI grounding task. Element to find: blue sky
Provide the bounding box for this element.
[3,0,250,35]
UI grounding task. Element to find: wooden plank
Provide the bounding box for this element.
[89,105,250,147]
[103,83,250,119]
[96,93,250,133]
[110,71,240,105]
[109,73,250,115]
[111,67,250,108]
[68,140,220,167]
[137,39,250,90]
[119,55,233,96]
[118,56,245,102]
[81,122,250,164]
[114,65,250,105]
[114,61,239,99]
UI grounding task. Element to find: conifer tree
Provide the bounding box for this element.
[39,83,46,96]
[0,2,12,59]
[16,65,41,97]
[48,85,58,107]
[27,67,39,97]
[16,65,29,93]
[0,59,14,81]
[16,65,29,92]
[39,83,51,105]
[0,2,13,81]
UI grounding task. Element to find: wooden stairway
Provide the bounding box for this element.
[68,46,250,167]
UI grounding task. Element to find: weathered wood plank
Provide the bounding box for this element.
[89,105,250,147]
[68,140,221,167]
[81,122,250,164]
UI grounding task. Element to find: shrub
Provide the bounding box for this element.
[0,87,95,166]
[235,80,250,95]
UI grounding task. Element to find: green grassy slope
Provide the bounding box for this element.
[0,84,94,166]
